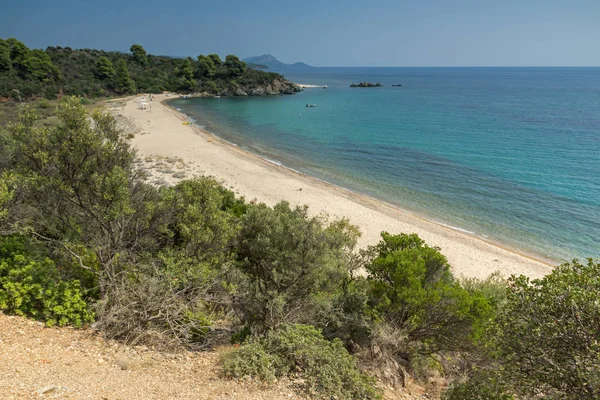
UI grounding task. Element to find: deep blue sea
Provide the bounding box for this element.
[169,67,600,262]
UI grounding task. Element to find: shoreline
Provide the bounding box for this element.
[114,93,554,279]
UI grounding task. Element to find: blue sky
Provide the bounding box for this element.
[1,0,599,66]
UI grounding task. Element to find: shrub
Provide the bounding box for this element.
[95,269,213,348]
[443,372,514,400]
[222,324,380,399]
[0,237,94,327]
[366,233,492,356]
[229,202,360,331]
[486,259,600,399]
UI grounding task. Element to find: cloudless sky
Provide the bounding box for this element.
[1,0,599,66]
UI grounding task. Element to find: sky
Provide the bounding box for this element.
[1,0,599,67]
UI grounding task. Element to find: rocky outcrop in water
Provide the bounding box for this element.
[216,79,301,97]
[350,82,383,88]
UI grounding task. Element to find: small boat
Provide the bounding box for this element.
[305,104,316,108]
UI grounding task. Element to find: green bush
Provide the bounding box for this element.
[486,259,600,399]
[443,373,514,400]
[222,324,380,399]
[366,233,492,355]
[222,342,280,382]
[230,202,360,331]
[0,237,94,327]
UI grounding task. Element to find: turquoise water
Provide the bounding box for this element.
[169,67,600,262]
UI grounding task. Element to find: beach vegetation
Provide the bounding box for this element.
[485,259,600,399]
[222,324,381,399]
[0,236,95,327]
[228,202,360,332]
[366,233,492,356]
[0,37,298,100]
[0,97,597,397]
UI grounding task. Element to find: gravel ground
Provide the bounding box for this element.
[0,313,303,400]
[0,313,424,400]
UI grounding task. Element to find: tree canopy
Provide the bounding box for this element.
[0,37,298,100]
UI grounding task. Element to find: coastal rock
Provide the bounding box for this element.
[215,78,301,97]
[350,82,383,88]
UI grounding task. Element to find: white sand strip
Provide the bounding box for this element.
[116,94,553,279]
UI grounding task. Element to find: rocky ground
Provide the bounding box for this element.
[0,313,426,400]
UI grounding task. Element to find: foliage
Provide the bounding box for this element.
[94,267,213,348]
[317,275,373,346]
[0,172,13,222]
[222,324,380,399]
[230,202,360,331]
[0,37,297,100]
[0,236,94,327]
[113,59,136,94]
[0,38,11,72]
[224,55,246,77]
[130,44,147,65]
[196,54,216,78]
[460,271,508,310]
[366,232,492,356]
[95,56,115,80]
[159,177,241,261]
[7,97,157,298]
[176,58,195,91]
[485,259,600,399]
[443,372,514,400]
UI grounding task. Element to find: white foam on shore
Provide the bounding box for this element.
[438,222,476,235]
[262,157,283,167]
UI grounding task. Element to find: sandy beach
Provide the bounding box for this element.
[111,94,553,280]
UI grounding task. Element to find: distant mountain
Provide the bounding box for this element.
[243,54,312,70]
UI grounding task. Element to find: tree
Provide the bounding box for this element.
[207,54,222,67]
[22,49,60,82]
[366,233,491,355]
[113,59,135,94]
[486,259,600,399]
[130,44,147,65]
[7,97,155,298]
[6,38,30,67]
[224,55,246,77]
[0,39,11,72]
[230,202,360,331]
[95,56,114,80]
[196,54,216,78]
[178,58,195,91]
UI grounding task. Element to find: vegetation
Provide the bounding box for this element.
[0,236,94,327]
[0,97,598,398]
[0,38,299,100]
[223,324,380,399]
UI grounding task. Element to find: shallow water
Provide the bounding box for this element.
[169,67,600,261]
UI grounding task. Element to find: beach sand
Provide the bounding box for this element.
[112,94,553,280]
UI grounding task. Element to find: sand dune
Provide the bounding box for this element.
[113,94,553,279]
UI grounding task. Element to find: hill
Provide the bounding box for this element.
[243,54,312,70]
[0,38,300,100]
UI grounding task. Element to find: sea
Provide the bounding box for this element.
[168,67,600,262]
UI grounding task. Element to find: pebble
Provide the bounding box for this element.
[36,385,58,395]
